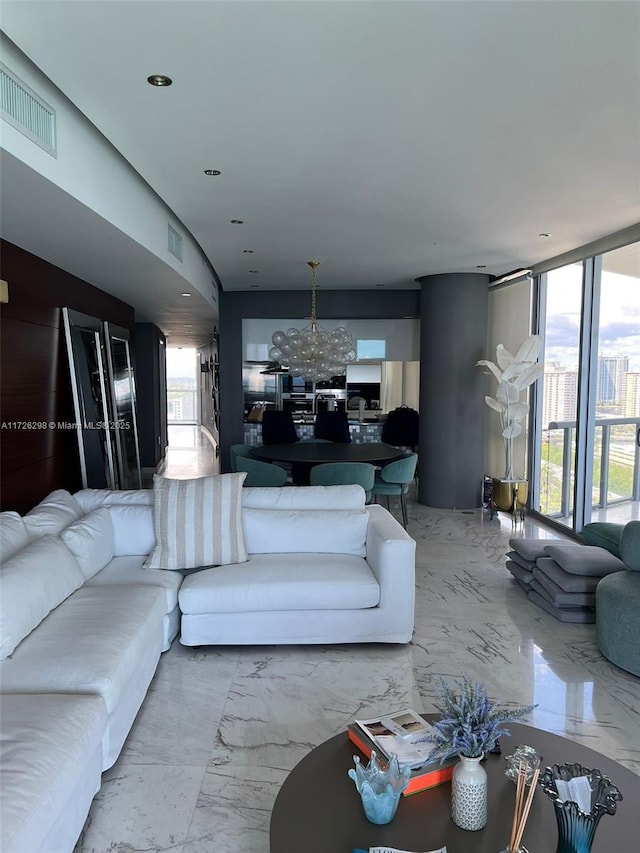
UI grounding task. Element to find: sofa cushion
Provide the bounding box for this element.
[145,473,248,570]
[73,488,154,513]
[0,511,30,561]
[85,555,182,613]
[241,484,366,510]
[178,552,380,613]
[242,508,368,556]
[107,504,156,555]
[0,693,106,853]
[544,544,625,576]
[61,507,115,580]
[0,535,85,660]
[23,489,83,538]
[0,585,166,711]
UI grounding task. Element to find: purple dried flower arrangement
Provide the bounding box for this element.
[426,675,536,763]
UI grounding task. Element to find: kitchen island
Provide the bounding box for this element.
[243,416,385,446]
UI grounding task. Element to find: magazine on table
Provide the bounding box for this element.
[353,847,447,853]
[347,723,456,796]
[353,709,435,769]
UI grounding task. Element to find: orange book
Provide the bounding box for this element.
[347,725,454,796]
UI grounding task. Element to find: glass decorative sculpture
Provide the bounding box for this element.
[504,745,542,785]
[347,750,410,825]
[539,762,623,853]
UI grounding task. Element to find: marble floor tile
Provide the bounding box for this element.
[77,764,207,853]
[181,765,288,853]
[119,646,240,766]
[76,480,640,852]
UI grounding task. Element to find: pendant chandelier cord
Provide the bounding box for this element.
[308,260,319,332]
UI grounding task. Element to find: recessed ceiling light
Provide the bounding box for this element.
[476,264,487,269]
[230,219,244,224]
[539,232,551,238]
[249,270,258,274]
[203,169,221,176]
[376,283,385,287]
[180,292,192,297]
[147,74,172,87]
[250,284,260,288]
[243,249,254,254]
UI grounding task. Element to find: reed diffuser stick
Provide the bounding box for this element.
[509,761,527,852]
[512,766,540,852]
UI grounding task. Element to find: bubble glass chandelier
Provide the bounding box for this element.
[269,261,356,382]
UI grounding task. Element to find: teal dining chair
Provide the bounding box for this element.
[370,452,418,528]
[309,462,376,502]
[230,443,253,473]
[235,456,288,487]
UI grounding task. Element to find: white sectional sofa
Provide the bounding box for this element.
[0,482,415,852]
[0,488,179,853]
[179,484,417,646]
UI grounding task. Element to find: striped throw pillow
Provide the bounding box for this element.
[144,473,248,570]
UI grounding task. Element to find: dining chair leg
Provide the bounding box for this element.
[400,492,408,528]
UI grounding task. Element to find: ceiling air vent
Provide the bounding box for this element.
[167,224,183,262]
[0,63,56,156]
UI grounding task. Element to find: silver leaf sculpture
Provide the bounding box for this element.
[476,335,544,480]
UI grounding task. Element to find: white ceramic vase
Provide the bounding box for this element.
[451,754,488,830]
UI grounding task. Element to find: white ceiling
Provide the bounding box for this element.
[1,0,639,345]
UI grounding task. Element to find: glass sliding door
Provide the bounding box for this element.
[532,242,640,532]
[588,244,640,523]
[534,262,584,528]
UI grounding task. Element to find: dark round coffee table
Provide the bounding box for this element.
[270,720,640,852]
[251,442,408,484]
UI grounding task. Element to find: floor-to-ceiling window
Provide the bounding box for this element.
[532,243,640,532]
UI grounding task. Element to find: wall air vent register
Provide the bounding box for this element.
[0,63,56,156]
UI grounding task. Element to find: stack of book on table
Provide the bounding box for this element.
[348,709,456,796]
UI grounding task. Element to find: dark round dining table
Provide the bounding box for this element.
[250,442,408,484]
[270,720,640,853]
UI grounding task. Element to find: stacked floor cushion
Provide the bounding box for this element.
[506,538,625,622]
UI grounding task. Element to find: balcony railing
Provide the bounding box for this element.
[167,390,198,425]
[542,416,640,518]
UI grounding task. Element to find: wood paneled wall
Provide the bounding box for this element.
[0,240,134,513]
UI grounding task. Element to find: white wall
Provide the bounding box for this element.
[0,35,216,309]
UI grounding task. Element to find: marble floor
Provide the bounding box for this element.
[76,430,640,852]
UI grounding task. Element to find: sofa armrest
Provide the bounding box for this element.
[365,504,416,633]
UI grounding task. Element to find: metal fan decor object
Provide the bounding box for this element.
[476,335,544,481]
[269,261,356,382]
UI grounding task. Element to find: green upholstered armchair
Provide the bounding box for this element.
[235,456,288,487]
[370,452,418,529]
[596,520,640,676]
[309,462,376,501]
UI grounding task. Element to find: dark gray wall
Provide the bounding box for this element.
[134,323,167,469]
[416,273,489,508]
[219,289,421,472]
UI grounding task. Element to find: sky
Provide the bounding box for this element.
[544,266,640,371]
[166,347,198,380]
